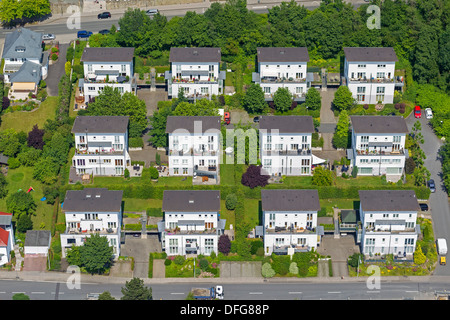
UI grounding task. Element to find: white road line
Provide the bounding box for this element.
[367,291,380,293]
[252,6,267,9]
[288,292,302,294]
[31,292,46,294]
[0,292,6,294]
[405,290,418,293]
[327,291,341,294]
[249,292,263,294]
[170,292,185,295]
[11,292,26,294]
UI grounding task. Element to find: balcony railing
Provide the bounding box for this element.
[266,226,316,234]
[261,76,306,83]
[356,149,406,156]
[273,244,310,254]
[347,76,404,84]
[84,75,135,85]
[195,165,217,172]
[193,150,217,157]
[65,227,118,235]
[75,148,125,156]
[169,148,192,156]
[164,228,217,235]
[262,149,311,156]
[172,77,218,84]
[365,227,417,234]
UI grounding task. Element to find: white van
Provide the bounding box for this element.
[146,9,159,16]
[425,108,433,119]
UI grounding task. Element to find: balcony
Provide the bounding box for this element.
[193,149,217,157]
[75,148,125,156]
[265,225,316,234]
[172,77,218,84]
[164,228,218,235]
[262,149,311,156]
[169,148,192,156]
[273,244,310,254]
[356,148,406,156]
[261,76,306,84]
[194,165,217,172]
[347,76,404,85]
[84,75,136,85]
[65,227,118,235]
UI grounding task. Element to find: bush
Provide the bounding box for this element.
[289,262,299,275]
[149,167,159,180]
[225,193,238,210]
[256,247,265,257]
[124,168,130,179]
[250,239,264,255]
[199,258,209,271]
[51,53,58,61]
[7,157,20,169]
[129,137,144,148]
[262,262,276,278]
[174,255,185,265]
[164,259,172,266]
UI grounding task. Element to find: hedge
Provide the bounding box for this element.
[124,224,142,231]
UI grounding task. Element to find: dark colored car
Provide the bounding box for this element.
[98,29,110,35]
[419,203,429,211]
[428,179,436,193]
[77,30,93,38]
[98,12,111,19]
[253,116,260,123]
[414,105,421,118]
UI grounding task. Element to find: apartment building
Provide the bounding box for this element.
[166,116,221,180]
[80,47,136,103]
[259,116,324,176]
[252,47,311,101]
[261,189,322,255]
[359,190,420,258]
[343,47,404,104]
[158,190,226,256]
[165,47,226,100]
[348,116,408,181]
[60,188,123,258]
[71,116,131,176]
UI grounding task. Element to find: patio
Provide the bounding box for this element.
[127,165,143,177]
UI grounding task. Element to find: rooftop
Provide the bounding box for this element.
[72,116,129,134]
[0,227,8,247]
[169,47,221,63]
[0,212,12,226]
[259,115,315,134]
[2,28,42,60]
[166,116,221,134]
[359,190,420,212]
[9,60,42,84]
[257,47,310,62]
[343,47,398,62]
[162,190,221,212]
[80,47,135,62]
[350,116,409,134]
[261,189,320,212]
[63,188,123,213]
[24,230,51,247]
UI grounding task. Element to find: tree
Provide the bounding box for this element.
[414,244,427,265]
[149,167,159,180]
[33,156,59,184]
[27,124,45,150]
[65,61,71,76]
[0,174,8,199]
[305,87,321,110]
[225,193,238,210]
[172,99,219,117]
[333,86,354,111]
[6,190,36,217]
[242,83,267,114]
[16,213,33,233]
[273,87,292,113]
[66,245,82,267]
[121,277,153,300]
[0,129,22,157]
[42,132,70,166]
[148,104,172,148]
[241,165,269,189]
[98,291,116,300]
[312,166,333,186]
[80,234,113,274]
[218,234,231,255]
[413,166,430,187]
[332,110,350,149]
[261,262,276,278]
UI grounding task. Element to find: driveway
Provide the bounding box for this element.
[137,88,168,117]
[405,115,450,275]
[46,43,68,96]
[317,235,360,278]
[121,234,161,278]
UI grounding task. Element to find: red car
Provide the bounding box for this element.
[414,106,421,118]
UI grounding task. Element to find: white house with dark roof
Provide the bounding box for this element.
[165,47,226,100]
[252,47,311,101]
[80,47,136,104]
[259,115,325,176]
[359,190,420,259]
[166,116,221,181]
[0,212,14,266]
[348,116,408,181]
[2,28,49,99]
[343,47,404,104]
[158,190,225,256]
[24,230,51,256]
[60,188,123,258]
[261,189,323,256]
[71,116,130,176]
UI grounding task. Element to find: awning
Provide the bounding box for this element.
[261,71,278,77]
[312,154,326,165]
[375,219,406,225]
[95,70,120,75]
[181,70,209,77]
[11,82,35,91]
[178,220,204,226]
[368,142,393,147]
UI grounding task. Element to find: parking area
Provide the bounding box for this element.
[121,234,162,278]
[317,235,360,278]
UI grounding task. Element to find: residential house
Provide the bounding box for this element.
[348,116,408,181]
[71,116,131,176]
[359,190,420,259]
[0,212,14,266]
[259,115,324,176]
[24,230,51,256]
[80,47,136,104]
[158,190,225,256]
[343,47,404,104]
[2,28,49,99]
[166,116,221,180]
[60,188,123,258]
[252,47,311,101]
[165,47,226,100]
[261,189,323,255]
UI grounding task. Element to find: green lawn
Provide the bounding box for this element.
[244,199,260,229]
[92,175,192,187]
[220,163,235,186]
[220,200,235,230]
[0,96,59,133]
[123,198,162,212]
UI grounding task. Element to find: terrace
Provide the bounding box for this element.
[260,75,306,83]
[262,149,311,156]
[272,244,310,254]
[265,225,316,235]
[64,226,119,235]
[356,148,406,156]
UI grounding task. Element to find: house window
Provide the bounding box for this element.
[295,73,303,79]
[264,144,272,151]
[377,72,385,79]
[267,135,272,143]
[201,87,208,94]
[264,87,270,94]
[204,238,214,255]
[377,64,386,68]
[169,239,178,254]
[358,64,366,68]
[361,136,369,143]
[115,159,123,166]
[88,65,93,72]
[296,87,303,94]
[121,64,126,72]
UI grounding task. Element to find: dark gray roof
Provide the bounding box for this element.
[257,47,309,62]
[261,189,320,212]
[343,47,398,62]
[2,28,42,60]
[350,116,408,134]
[63,188,123,212]
[72,116,129,134]
[162,190,220,212]
[24,230,51,247]
[169,47,221,63]
[0,154,9,164]
[359,190,420,212]
[81,47,135,62]
[0,213,12,226]
[9,60,41,84]
[259,116,315,133]
[341,210,357,224]
[166,116,221,134]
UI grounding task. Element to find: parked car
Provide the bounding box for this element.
[414,105,421,118]
[42,33,55,41]
[77,30,93,39]
[253,116,260,123]
[419,203,429,211]
[146,9,159,16]
[98,12,111,19]
[98,29,110,35]
[428,179,436,193]
[425,108,433,119]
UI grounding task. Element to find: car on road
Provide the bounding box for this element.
[419,203,429,211]
[77,30,93,39]
[428,179,436,193]
[414,105,421,118]
[425,108,433,119]
[98,12,111,19]
[146,9,159,16]
[42,33,55,41]
[98,29,110,35]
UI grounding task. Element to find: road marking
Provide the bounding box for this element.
[289,292,302,294]
[367,291,380,293]
[252,6,267,9]
[170,292,185,295]
[12,292,26,294]
[405,290,418,293]
[327,291,341,294]
[249,292,263,294]
[31,292,46,294]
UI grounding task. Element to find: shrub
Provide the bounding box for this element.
[51,53,58,61]
[363,104,369,110]
[256,247,265,257]
[225,193,238,210]
[124,168,130,179]
[250,239,264,255]
[199,258,209,271]
[7,157,20,169]
[261,262,276,278]
[289,262,299,275]
[174,255,185,265]
[149,167,159,180]
[164,259,172,266]
[218,234,231,255]
[51,47,59,53]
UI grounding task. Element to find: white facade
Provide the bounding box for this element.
[0,229,11,266]
[260,131,313,176]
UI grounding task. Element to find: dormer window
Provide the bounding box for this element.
[15,46,25,53]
